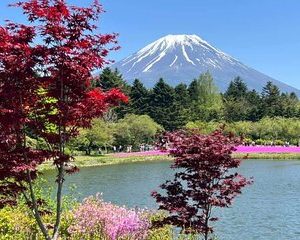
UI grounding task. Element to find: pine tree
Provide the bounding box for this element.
[175,83,190,107]
[129,79,150,115]
[95,68,131,119]
[95,67,130,93]
[261,81,282,117]
[245,89,263,121]
[223,77,263,121]
[174,83,191,127]
[148,78,179,130]
[224,76,248,100]
[188,79,199,101]
[280,92,299,118]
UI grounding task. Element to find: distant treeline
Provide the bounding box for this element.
[93,68,300,131]
[186,118,300,145]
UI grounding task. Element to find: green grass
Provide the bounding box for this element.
[39,154,172,170]
[39,152,300,171]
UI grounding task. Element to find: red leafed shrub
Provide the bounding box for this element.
[0,1,127,239]
[152,130,252,240]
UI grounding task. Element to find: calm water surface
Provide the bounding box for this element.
[44,159,300,240]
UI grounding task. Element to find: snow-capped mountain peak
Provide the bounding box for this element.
[140,34,211,52]
[112,34,300,95]
[120,34,235,73]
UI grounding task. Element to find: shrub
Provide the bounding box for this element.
[274,140,284,146]
[0,189,171,240]
[147,211,173,240]
[68,194,150,240]
[0,206,37,239]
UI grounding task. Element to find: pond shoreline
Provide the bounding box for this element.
[39,152,300,170]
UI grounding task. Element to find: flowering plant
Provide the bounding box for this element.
[69,194,150,240]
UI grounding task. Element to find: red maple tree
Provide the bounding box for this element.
[152,130,252,240]
[0,1,127,239]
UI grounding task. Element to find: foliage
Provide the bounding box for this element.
[174,83,191,127]
[223,76,248,100]
[261,81,282,117]
[189,72,224,122]
[185,121,222,135]
[0,1,127,239]
[72,119,114,155]
[148,78,180,130]
[147,211,173,240]
[97,69,300,130]
[0,192,177,240]
[94,68,130,94]
[186,117,300,145]
[0,206,37,239]
[94,68,131,119]
[129,79,150,115]
[0,178,77,239]
[113,114,163,149]
[223,79,299,122]
[152,130,251,240]
[223,77,262,122]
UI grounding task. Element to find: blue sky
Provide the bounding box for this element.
[1,0,299,89]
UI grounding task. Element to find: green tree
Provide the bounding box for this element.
[129,79,150,115]
[113,114,163,148]
[95,68,131,118]
[223,77,263,122]
[280,92,299,118]
[73,119,114,155]
[189,72,224,121]
[175,83,190,107]
[223,98,251,122]
[185,121,222,134]
[261,81,282,117]
[94,68,130,93]
[188,79,199,101]
[174,83,191,127]
[245,89,263,121]
[148,78,180,130]
[224,76,248,100]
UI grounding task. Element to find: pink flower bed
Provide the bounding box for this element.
[112,146,300,158]
[236,146,300,153]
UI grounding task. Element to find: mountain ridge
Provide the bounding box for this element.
[111,34,300,95]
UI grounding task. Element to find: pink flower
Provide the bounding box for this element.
[68,194,150,240]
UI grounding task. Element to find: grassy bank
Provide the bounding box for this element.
[40,154,172,170]
[39,152,300,170]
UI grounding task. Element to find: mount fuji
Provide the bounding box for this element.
[111,34,300,94]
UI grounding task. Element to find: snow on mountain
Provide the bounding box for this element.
[111,34,300,94]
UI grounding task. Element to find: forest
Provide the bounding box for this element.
[70,68,300,153]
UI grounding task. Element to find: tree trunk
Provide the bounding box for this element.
[52,164,64,239]
[26,172,51,240]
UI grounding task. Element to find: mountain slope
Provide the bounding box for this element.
[112,34,300,94]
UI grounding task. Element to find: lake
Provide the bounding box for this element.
[44,159,300,240]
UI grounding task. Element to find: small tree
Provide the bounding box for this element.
[75,119,114,155]
[129,79,150,115]
[114,114,163,149]
[148,78,179,130]
[152,130,252,240]
[189,72,224,122]
[0,1,127,239]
